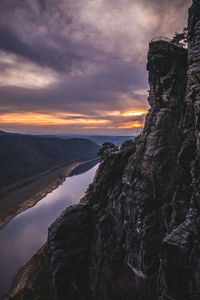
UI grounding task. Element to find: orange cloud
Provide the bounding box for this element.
[0,113,109,126]
[0,109,147,132]
[119,122,145,129]
[122,110,148,117]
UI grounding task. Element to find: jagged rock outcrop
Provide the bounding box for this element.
[47,3,200,299]
[47,2,200,299]
[48,204,92,299]
[158,1,200,299]
[47,20,194,300]
[48,38,189,299]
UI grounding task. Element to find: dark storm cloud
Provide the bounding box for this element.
[0,60,146,115]
[0,26,85,72]
[0,0,191,133]
[0,26,46,67]
[38,0,46,11]
[0,0,190,71]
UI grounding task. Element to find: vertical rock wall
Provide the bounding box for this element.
[47,1,200,299]
[48,42,188,300]
[159,2,200,299]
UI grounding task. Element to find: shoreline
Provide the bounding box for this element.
[0,159,97,230]
[2,244,49,300]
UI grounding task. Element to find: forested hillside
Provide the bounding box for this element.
[0,133,99,191]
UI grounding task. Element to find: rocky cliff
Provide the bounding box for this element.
[48,42,189,300]
[6,1,200,300]
[47,2,200,299]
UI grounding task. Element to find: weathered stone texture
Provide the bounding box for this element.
[47,1,200,300]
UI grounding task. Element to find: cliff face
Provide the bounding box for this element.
[30,1,200,300]
[48,41,189,300]
[47,2,200,300]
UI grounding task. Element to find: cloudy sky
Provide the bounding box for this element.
[0,0,191,135]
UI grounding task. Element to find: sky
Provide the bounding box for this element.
[0,0,191,135]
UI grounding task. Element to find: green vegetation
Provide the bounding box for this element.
[97,142,118,161]
[84,183,95,202]
[120,139,135,150]
[171,27,188,46]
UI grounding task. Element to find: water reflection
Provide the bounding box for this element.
[0,163,98,298]
[69,159,99,176]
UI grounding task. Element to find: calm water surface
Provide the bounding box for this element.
[0,162,98,298]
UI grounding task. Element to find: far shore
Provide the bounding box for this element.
[0,159,98,230]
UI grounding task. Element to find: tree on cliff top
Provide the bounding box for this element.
[171,27,188,47]
[98,142,118,161]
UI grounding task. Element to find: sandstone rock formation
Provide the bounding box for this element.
[48,2,200,299]
[48,41,189,300]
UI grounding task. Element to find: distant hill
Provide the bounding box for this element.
[43,134,136,146]
[0,132,99,191]
[0,130,8,135]
[86,135,135,146]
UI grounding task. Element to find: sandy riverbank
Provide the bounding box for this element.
[0,159,96,230]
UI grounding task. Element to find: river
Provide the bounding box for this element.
[0,161,98,298]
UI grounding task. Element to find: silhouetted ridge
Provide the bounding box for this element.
[0,134,99,192]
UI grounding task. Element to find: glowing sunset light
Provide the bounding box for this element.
[0,1,189,134]
[0,109,148,132]
[104,111,121,116]
[122,110,148,117]
[0,113,109,126]
[119,121,145,129]
[132,123,145,128]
